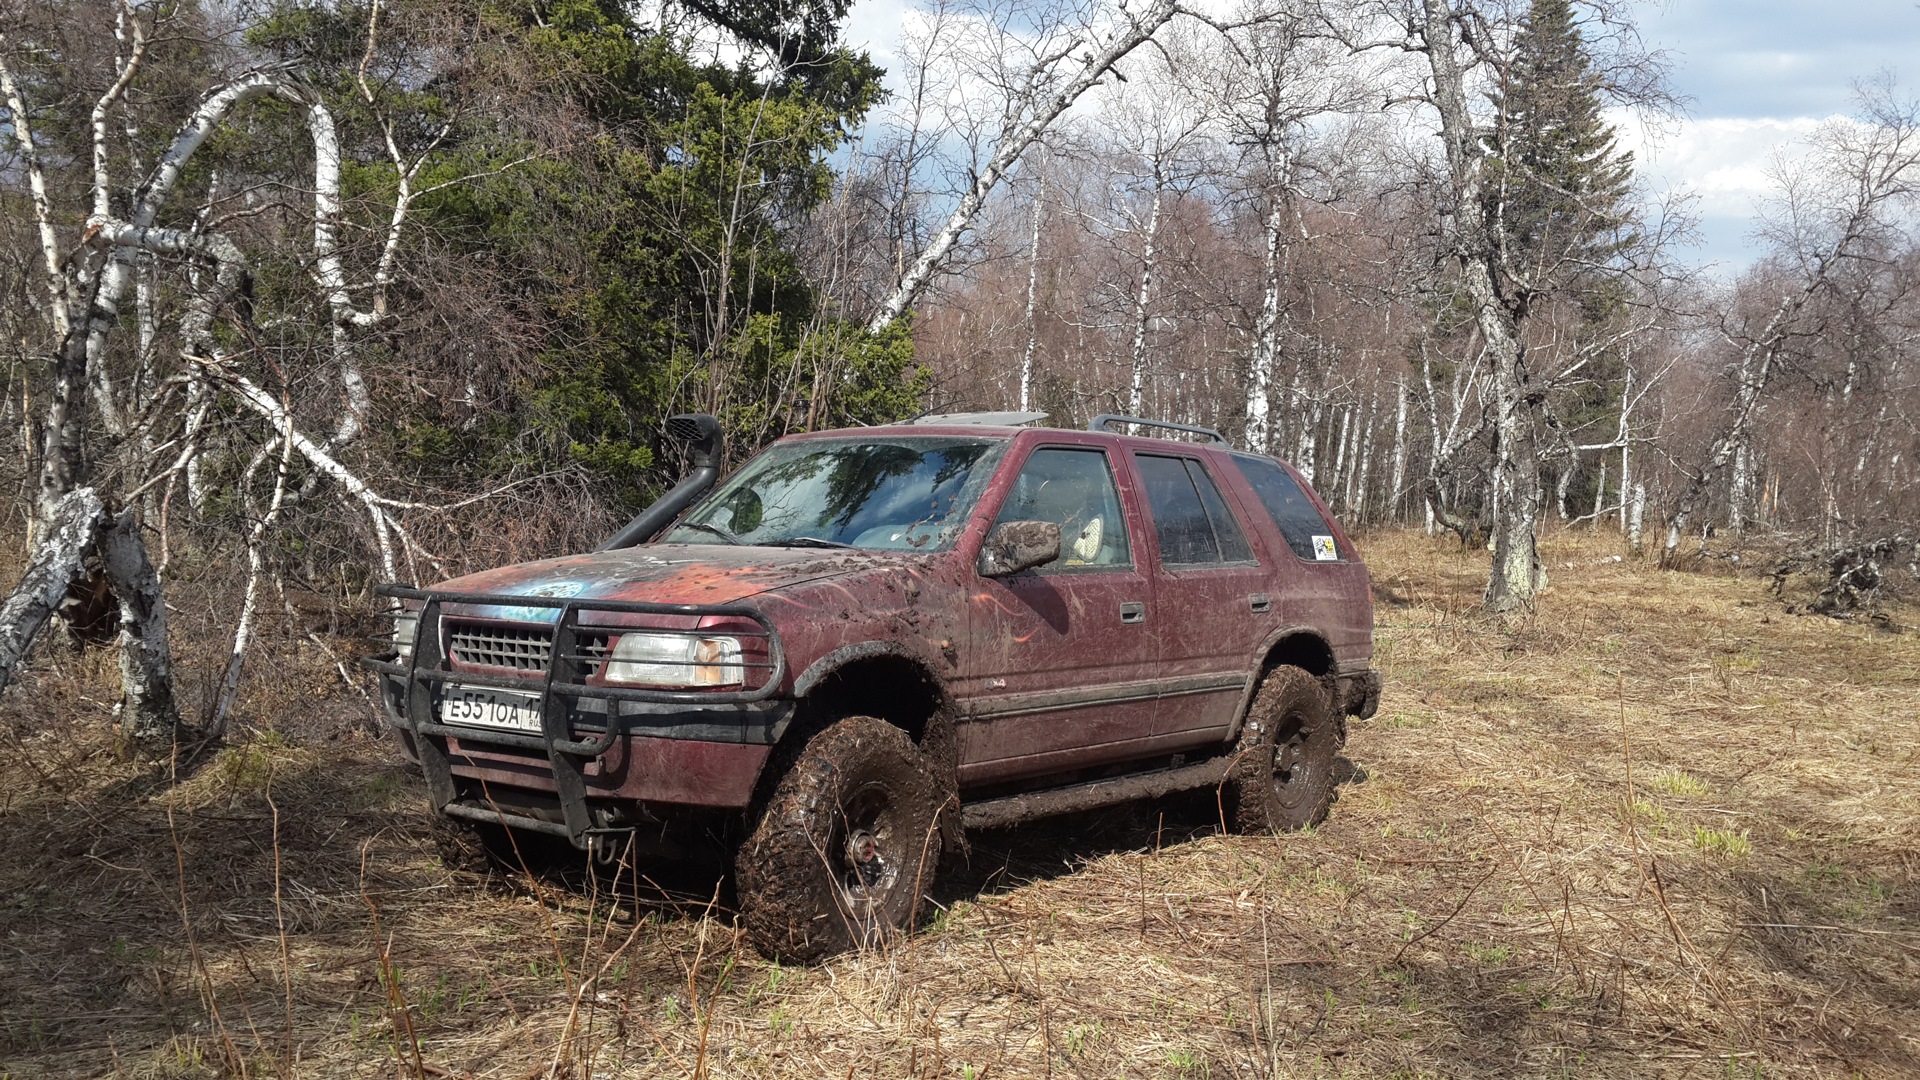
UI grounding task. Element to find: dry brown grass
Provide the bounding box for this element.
[2,528,1917,1079]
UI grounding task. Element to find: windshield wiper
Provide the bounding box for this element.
[770,536,853,549]
[678,521,745,545]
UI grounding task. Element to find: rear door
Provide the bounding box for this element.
[958,440,1161,784]
[1225,453,1372,670]
[1129,450,1269,745]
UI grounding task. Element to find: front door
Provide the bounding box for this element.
[958,443,1159,786]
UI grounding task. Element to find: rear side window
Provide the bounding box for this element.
[1135,454,1253,566]
[1232,454,1342,561]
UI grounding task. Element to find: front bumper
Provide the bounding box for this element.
[362,584,791,848]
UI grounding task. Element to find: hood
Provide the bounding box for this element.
[426,543,908,620]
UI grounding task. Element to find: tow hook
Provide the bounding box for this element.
[587,829,633,865]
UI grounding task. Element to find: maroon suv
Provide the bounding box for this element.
[368,412,1379,960]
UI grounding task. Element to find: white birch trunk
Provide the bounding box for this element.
[1389,380,1410,523]
[1730,437,1752,536]
[0,45,72,343]
[1354,387,1379,523]
[1297,396,1322,484]
[1244,192,1287,453]
[1556,456,1573,521]
[1127,181,1164,417]
[1417,0,1544,610]
[0,489,105,691]
[101,510,180,748]
[1019,170,1045,412]
[214,431,294,734]
[1618,369,1633,532]
[1331,401,1356,509]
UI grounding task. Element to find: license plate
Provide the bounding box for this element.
[439,686,544,733]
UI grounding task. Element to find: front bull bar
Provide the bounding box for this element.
[361,583,787,847]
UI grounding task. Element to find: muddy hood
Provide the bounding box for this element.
[424,543,904,619]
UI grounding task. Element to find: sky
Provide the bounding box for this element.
[839,0,1920,276]
[1625,0,1920,272]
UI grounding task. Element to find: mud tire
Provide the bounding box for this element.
[431,816,515,876]
[734,716,942,963]
[1228,666,1338,833]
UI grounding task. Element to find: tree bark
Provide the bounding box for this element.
[1245,184,1288,452]
[1019,165,1045,413]
[1618,367,1633,532]
[1388,379,1409,523]
[1353,386,1379,522]
[1127,178,1164,416]
[1416,0,1544,610]
[101,509,181,751]
[0,489,105,692]
[1628,482,1646,553]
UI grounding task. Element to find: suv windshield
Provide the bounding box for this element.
[660,436,1003,551]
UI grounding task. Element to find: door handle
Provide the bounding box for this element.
[1248,593,1271,613]
[1119,601,1146,624]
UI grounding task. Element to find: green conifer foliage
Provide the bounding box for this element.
[248,0,924,514]
[1482,0,1637,312]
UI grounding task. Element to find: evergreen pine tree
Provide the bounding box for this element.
[1483,0,1637,308]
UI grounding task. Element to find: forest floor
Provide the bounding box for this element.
[2,529,1917,1079]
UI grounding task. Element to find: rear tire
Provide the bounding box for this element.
[1228,666,1338,833]
[734,716,943,962]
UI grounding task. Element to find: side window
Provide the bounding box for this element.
[1135,454,1254,567]
[992,448,1132,569]
[1232,454,1342,561]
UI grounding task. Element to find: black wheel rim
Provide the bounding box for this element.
[1271,714,1320,811]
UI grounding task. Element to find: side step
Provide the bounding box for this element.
[961,758,1231,831]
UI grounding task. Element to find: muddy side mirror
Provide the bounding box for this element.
[978,520,1061,577]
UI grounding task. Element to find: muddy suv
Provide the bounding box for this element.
[367,412,1379,960]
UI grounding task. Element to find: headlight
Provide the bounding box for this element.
[393,612,420,661]
[604,633,743,688]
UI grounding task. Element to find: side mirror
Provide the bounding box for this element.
[978,520,1061,577]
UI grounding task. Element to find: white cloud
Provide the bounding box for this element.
[1618,113,1830,218]
[1609,108,1845,268]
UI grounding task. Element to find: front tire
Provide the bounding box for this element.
[431,815,518,876]
[734,716,943,962]
[1228,666,1338,833]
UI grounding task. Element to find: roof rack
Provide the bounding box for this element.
[1086,414,1228,446]
[908,410,1049,427]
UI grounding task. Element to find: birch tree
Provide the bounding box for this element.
[0,2,470,748]
[1188,3,1365,452]
[1664,86,1920,558]
[1354,0,1662,610]
[866,0,1184,333]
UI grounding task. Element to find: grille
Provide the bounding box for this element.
[445,623,606,674]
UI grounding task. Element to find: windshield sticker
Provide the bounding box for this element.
[1311,535,1339,561]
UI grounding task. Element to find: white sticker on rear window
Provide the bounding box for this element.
[1311,535,1339,561]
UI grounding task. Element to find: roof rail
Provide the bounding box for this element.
[908,410,1049,427]
[1086,414,1228,446]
